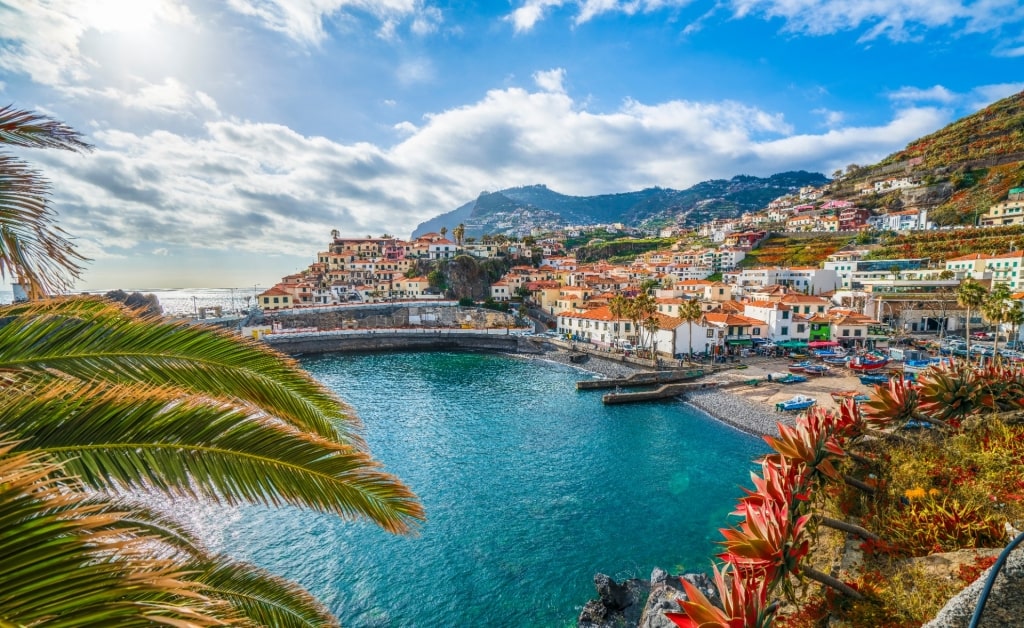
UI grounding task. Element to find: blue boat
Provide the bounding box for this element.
[775,395,817,412]
[858,373,889,385]
[823,356,849,365]
[803,364,830,376]
[777,374,809,384]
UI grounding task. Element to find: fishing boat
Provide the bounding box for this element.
[858,373,890,385]
[822,355,849,366]
[789,352,808,360]
[848,352,889,371]
[831,390,870,403]
[777,374,808,384]
[775,395,817,412]
[902,356,952,375]
[788,360,812,373]
[803,364,829,376]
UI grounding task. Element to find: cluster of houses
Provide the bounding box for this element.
[253,178,1024,358]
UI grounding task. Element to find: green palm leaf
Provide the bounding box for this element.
[0,440,224,628]
[1,381,424,534]
[0,105,92,151]
[0,298,359,444]
[190,559,338,628]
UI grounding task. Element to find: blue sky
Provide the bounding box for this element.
[1,0,1022,289]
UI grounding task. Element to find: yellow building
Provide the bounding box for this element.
[258,286,293,310]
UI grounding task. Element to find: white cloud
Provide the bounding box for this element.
[507,0,1024,42]
[886,82,1024,112]
[0,0,195,86]
[533,68,567,93]
[506,0,568,33]
[812,108,845,128]
[62,78,221,118]
[396,58,435,85]
[410,5,443,35]
[35,73,948,267]
[224,0,438,45]
[888,85,958,104]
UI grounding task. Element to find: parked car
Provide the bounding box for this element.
[971,331,994,340]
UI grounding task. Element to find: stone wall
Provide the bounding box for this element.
[260,303,518,331]
[263,329,542,356]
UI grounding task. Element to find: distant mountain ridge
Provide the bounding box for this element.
[411,171,828,238]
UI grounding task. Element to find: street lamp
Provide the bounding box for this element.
[192,296,198,320]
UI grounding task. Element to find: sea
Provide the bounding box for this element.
[178,351,765,627]
[6,287,766,625]
[0,287,262,316]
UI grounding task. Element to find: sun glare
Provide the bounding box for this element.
[87,0,165,33]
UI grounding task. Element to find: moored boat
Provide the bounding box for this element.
[849,352,889,371]
[858,373,890,385]
[823,355,849,365]
[775,395,817,412]
[803,364,829,376]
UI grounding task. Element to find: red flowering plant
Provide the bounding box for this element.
[862,374,953,431]
[665,563,774,628]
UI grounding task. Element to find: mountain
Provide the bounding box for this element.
[411,171,828,238]
[834,89,1024,225]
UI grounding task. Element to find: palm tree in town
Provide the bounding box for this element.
[609,293,629,341]
[680,298,703,362]
[0,106,424,626]
[957,278,988,358]
[1008,300,1024,351]
[982,283,1012,362]
[453,223,465,246]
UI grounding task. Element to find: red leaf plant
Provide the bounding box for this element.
[665,563,774,628]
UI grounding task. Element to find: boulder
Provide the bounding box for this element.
[638,568,720,628]
[577,573,649,628]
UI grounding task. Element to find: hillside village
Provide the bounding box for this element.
[256,178,1024,359]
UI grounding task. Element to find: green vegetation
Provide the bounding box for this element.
[864,223,1024,263]
[0,106,423,626]
[671,363,1024,628]
[740,234,854,268]
[574,237,675,263]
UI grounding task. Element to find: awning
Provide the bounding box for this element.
[726,339,753,346]
[808,341,839,348]
[777,340,808,348]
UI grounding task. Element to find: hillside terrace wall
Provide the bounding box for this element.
[259,301,517,331]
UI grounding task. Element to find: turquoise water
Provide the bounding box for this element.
[200,352,765,626]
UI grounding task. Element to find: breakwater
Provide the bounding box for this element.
[262,328,541,355]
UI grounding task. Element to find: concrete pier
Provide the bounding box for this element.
[601,381,719,405]
[576,369,705,391]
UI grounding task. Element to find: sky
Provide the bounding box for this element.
[1,1,1023,290]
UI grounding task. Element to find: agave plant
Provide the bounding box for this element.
[862,375,952,431]
[665,563,775,628]
[765,408,846,483]
[917,362,986,426]
[0,106,424,625]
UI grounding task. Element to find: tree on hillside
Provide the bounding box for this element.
[957,278,987,356]
[0,106,423,626]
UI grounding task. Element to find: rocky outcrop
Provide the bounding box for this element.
[578,568,720,628]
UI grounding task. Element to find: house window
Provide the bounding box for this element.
[706,329,714,338]
[753,328,761,335]
[781,326,789,335]
[854,329,862,337]
[273,297,279,304]
[797,324,806,333]
[782,311,789,319]
[842,329,850,336]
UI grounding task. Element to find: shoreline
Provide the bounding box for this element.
[532,344,792,436]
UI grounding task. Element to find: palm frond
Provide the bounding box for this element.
[191,559,339,628]
[0,440,223,627]
[1,381,424,534]
[0,105,92,151]
[0,155,87,296]
[0,297,360,444]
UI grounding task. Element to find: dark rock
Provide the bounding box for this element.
[578,568,718,628]
[639,570,720,628]
[578,573,650,628]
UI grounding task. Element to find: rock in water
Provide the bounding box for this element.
[578,568,719,628]
[578,573,649,628]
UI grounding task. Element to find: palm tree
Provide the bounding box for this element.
[983,283,1011,362]
[0,107,424,625]
[609,293,629,341]
[453,223,465,246]
[439,226,447,240]
[957,278,987,357]
[1007,301,1024,350]
[680,298,703,361]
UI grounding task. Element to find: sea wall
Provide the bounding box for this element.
[263,329,542,355]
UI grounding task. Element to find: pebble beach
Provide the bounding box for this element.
[534,343,876,437]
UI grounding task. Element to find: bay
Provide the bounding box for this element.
[187,351,766,627]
